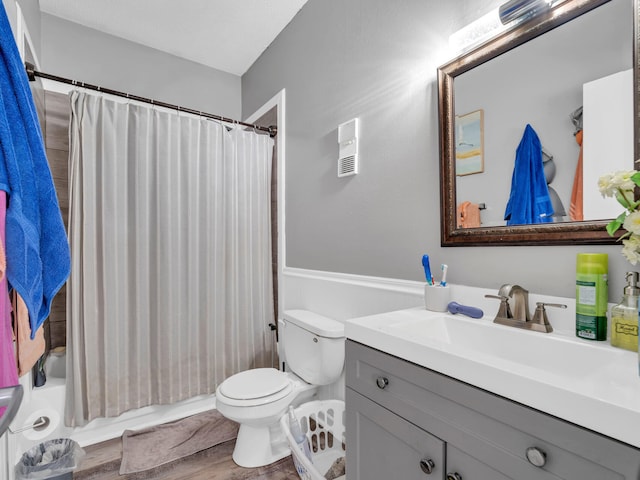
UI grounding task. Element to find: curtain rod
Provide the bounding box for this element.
[24,62,277,137]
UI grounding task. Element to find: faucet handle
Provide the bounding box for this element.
[537,302,567,310]
[485,294,512,319]
[531,302,567,332]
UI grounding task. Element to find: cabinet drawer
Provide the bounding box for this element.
[346,340,640,479]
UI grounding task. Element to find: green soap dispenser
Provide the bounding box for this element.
[610,271,639,352]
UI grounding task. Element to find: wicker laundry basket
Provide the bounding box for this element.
[280,399,346,480]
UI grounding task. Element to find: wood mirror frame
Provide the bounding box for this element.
[438,0,637,246]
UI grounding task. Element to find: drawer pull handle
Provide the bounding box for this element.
[526,446,547,467]
[375,376,389,389]
[446,473,462,480]
[419,458,435,474]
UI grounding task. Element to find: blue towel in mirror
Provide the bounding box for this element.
[0,3,70,338]
[504,124,554,226]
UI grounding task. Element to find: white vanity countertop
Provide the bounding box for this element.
[345,286,640,449]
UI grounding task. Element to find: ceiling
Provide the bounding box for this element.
[38,0,309,76]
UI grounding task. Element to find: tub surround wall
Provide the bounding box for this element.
[42,90,68,349]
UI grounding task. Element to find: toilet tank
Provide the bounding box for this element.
[279,310,345,386]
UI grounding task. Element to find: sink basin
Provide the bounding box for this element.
[345,306,640,448]
[379,314,627,378]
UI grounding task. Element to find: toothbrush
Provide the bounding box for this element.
[440,264,448,287]
[422,255,433,285]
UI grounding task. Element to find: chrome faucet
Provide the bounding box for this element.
[502,284,530,322]
[485,284,566,333]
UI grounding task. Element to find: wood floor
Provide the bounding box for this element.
[74,436,300,480]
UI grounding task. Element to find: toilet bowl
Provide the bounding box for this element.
[214,309,345,468]
[215,368,316,467]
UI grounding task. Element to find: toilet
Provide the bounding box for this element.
[215,309,345,468]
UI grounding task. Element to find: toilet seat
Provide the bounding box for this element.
[218,368,294,407]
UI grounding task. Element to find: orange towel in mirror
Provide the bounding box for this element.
[569,130,583,221]
[457,201,481,228]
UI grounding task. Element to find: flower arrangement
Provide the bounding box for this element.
[598,170,640,264]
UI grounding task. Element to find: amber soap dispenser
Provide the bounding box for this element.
[610,271,640,352]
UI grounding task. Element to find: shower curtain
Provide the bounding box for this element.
[65,90,275,427]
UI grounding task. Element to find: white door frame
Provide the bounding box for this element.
[245,89,286,319]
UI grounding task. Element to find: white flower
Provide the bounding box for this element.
[598,170,637,198]
[598,173,615,197]
[622,235,640,265]
[623,211,640,235]
[598,173,616,197]
[601,169,640,265]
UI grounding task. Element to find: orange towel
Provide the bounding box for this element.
[14,291,45,377]
[457,201,481,228]
[0,189,18,390]
[569,130,584,221]
[0,185,46,376]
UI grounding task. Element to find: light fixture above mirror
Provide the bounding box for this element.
[449,0,570,54]
[499,0,559,25]
[438,0,636,246]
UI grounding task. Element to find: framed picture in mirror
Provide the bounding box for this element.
[455,109,484,176]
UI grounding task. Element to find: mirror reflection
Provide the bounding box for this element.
[454,0,632,229]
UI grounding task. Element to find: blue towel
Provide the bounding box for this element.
[504,124,554,226]
[0,4,70,338]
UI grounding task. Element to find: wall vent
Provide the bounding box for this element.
[339,155,357,177]
[338,118,359,177]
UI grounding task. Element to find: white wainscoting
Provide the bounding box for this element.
[280,267,425,401]
[281,267,425,322]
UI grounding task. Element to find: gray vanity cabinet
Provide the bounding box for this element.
[345,340,640,480]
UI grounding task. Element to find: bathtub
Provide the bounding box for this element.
[1,351,216,480]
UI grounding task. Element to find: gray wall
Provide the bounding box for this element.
[2,0,40,58]
[242,0,629,299]
[18,0,40,55]
[40,13,241,118]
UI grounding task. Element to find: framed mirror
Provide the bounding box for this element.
[438,0,637,246]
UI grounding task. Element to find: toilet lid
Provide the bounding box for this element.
[219,368,290,400]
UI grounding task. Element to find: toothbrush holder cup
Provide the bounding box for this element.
[424,284,451,312]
